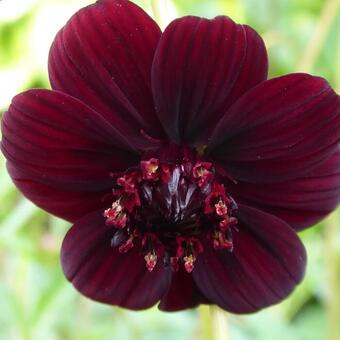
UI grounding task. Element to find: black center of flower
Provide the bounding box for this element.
[104,146,238,273]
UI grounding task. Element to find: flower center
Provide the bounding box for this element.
[104,146,238,273]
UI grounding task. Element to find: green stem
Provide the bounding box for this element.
[150,0,177,30]
[199,305,214,340]
[325,209,340,340]
[200,305,231,340]
[210,306,231,340]
[150,0,163,26]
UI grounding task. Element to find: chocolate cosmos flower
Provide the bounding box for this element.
[1,0,339,313]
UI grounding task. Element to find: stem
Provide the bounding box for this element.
[199,305,214,340]
[325,209,340,340]
[150,0,177,30]
[210,306,231,340]
[297,0,339,73]
[199,305,231,340]
[150,0,162,25]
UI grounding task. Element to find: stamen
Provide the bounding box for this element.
[140,158,159,180]
[144,252,158,272]
[204,183,231,215]
[104,200,127,228]
[220,216,238,231]
[118,236,134,253]
[183,254,196,273]
[212,231,233,251]
[117,171,141,193]
[105,151,238,274]
[196,144,208,156]
[192,161,213,188]
[215,200,228,216]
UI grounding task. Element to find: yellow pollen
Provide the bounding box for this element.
[112,200,123,212]
[196,166,206,177]
[144,252,158,272]
[183,254,196,273]
[118,211,127,220]
[147,164,158,175]
[196,144,208,156]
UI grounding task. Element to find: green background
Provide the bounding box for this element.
[0,0,339,339]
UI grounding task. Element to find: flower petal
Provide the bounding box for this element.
[8,164,109,222]
[193,205,306,313]
[61,210,171,309]
[152,15,268,145]
[158,267,209,311]
[227,150,340,230]
[1,89,138,221]
[210,74,340,183]
[49,0,164,147]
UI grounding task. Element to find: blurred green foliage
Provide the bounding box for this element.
[0,0,339,339]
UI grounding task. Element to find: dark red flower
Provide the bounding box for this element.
[1,0,339,313]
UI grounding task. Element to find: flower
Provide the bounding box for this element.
[1,0,339,313]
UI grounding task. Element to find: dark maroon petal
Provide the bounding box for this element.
[1,89,138,221]
[61,210,171,309]
[209,74,340,183]
[8,164,108,222]
[158,267,209,311]
[152,15,268,145]
[193,205,306,313]
[49,0,164,148]
[228,150,340,230]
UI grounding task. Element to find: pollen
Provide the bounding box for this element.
[196,144,208,156]
[192,161,213,188]
[183,254,196,273]
[215,200,228,216]
[140,158,159,180]
[144,252,158,272]
[105,146,237,273]
[104,200,127,228]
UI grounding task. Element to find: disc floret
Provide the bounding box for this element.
[104,148,237,273]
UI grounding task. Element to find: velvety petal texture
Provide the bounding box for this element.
[193,205,306,313]
[152,15,268,145]
[61,211,172,309]
[49,0,165,148]
[226,150,340,230]
[158,268,208,311]
[1,0,339,314]
[1,89,139,221]
[7,164,111,222]
[210,74,340,183]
